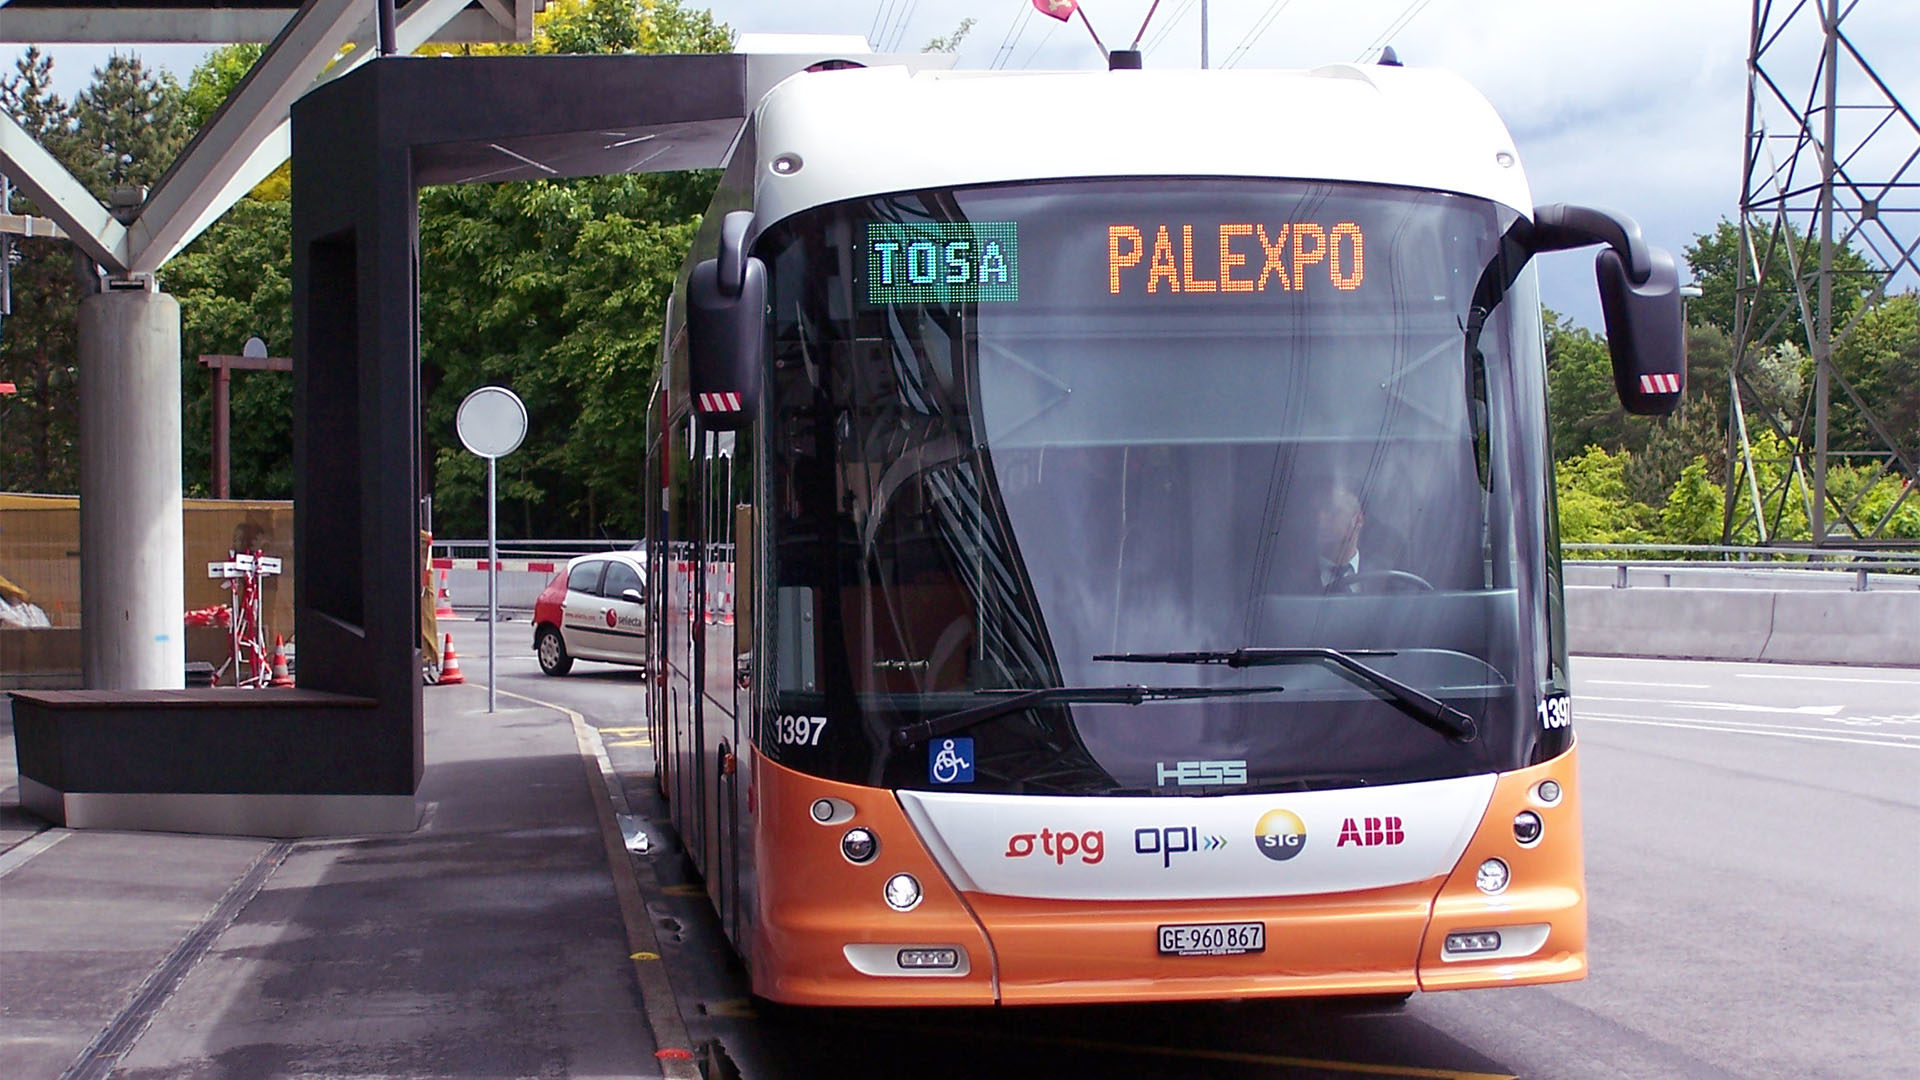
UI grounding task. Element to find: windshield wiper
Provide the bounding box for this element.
[890,683,1288,749]
[1092,647,1477,743]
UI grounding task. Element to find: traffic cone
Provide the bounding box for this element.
[435,570,456,620]
[437,633,465,685]
[268,635,295,687]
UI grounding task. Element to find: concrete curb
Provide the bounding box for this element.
[494,686,701,1080]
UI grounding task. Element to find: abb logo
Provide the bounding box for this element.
[1005,828,1105,865]
[1335,816,1404,847]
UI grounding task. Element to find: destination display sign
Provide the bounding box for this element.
[865,221,1019,305]
[1108,222,1366,296]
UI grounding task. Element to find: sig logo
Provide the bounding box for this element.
[1335,816,1405,847]
[1133,825,1228,869]
[1005,828,1105,865]
[1156,759,1248,787]
[1538,693,1573,730]
[1253,808,1308,862]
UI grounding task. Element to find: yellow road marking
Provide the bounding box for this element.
[663,883,706,898]
[704,997,757,1019]
[607,737,653,748]
[600,726,647,736]
[853,1022,1515,1080]
[630,951,660,962]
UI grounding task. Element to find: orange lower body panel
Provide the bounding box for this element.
[748,746,1585,1006]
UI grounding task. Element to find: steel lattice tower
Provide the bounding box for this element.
[1724,0,1919,546]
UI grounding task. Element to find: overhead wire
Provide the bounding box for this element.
[1143,0,1198,58]
[1016,20,1062,68]
[868,0,898,48]
[884,0,923,52]
[1354,0,1440,63]
[1221,0,1299,69]
[991,1,1037,70]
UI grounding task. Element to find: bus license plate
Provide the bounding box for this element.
[1158,921,1265,956]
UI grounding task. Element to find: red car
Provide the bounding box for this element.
[531,552,648,676]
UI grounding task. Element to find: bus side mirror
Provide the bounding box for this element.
[1596,245,1685,415]
[688,210,765,431]
[1530,204,1686,416]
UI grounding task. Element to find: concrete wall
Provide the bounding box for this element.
[1566,585,1920,667]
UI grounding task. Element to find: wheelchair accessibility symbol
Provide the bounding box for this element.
[929,737,974,784]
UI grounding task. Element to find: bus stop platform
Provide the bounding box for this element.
[0,684,697,1080]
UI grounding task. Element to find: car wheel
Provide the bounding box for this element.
[537,626,573,675]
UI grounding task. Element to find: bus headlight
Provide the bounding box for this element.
[883,873,922,911]
[1475,858,1510,895]
[841,827,878,864]
[1534,779,1562,805]
[1513,810,1543,846]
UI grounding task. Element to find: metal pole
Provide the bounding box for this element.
[1812,0,1838,546]
[377,0,398,56]
[213,364,231,499]
[1200,0,1209,69]
[487,455,497,712]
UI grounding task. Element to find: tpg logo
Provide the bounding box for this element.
[1132,825,1228,868]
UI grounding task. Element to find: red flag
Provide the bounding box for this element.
[1032,0,1078,23]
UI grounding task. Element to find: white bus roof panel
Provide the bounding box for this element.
[749,65,1535,227]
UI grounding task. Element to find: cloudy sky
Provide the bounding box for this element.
[25,0,1920,327]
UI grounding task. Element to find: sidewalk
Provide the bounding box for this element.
[0,685,672,1079]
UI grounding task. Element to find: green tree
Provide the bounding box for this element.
[1545,309,1636,460]
[923,18,977,53]
[167,198,294,498]
[0,48,80,491]
[419,0,732,538]
[1684,218,1873,351]
[66,55,191,195]
[1552,445,1656,547]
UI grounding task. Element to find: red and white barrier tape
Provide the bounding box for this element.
[432,558,561,573]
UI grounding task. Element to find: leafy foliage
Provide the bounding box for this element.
[2,50,191,491]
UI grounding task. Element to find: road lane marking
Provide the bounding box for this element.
[0,828,69,880]
[1581,696,1845,716]
[1583,680,1711,689]
[600,726,648,736]
[1583,711,1920,740]
[1583,715,1920,749]
[1733,672,1920,685]
[845,1020,1515,1079]
[607,738,654,748]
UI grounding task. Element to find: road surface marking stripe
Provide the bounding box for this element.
[607,738,654,748]
[1581,696,1846,716]
[1583,715,1920,749]
[851,1021,1514,1079]
[490,685,700,1080]
[600,726,647,736]
[1733,672,1920,685]
[1582,712,1920,740]
[0,828,69,881]
[1582,680,1712,689]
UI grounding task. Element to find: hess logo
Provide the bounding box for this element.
[1253,809,1308,862]
[1005,828,1105,865]
[1336,816,1405,847]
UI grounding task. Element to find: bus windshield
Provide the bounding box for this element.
[757,178,1561,795]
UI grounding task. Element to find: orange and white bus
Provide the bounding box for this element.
[644,58,1684,1006]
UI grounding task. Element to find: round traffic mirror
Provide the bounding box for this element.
[456,385,527,459]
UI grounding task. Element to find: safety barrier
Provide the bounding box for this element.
[1565,585,1919,667]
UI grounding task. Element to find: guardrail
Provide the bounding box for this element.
[1564,543,1920,592]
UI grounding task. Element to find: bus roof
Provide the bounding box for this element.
[747,64,1534,230]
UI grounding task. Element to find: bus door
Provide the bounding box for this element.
[698,430,746,947]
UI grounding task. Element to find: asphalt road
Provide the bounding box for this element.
[483,642,1920,1080]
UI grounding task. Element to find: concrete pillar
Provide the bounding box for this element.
[78,283,185,689]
